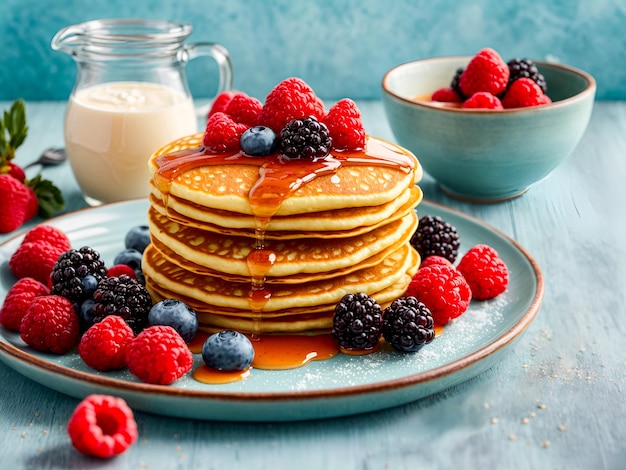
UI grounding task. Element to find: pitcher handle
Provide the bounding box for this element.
[180,43,233,119]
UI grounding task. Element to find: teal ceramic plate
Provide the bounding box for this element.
[0,199,543,422]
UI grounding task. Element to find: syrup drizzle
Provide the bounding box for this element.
[154,137,416,338]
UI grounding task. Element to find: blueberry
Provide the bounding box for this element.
[81,274,99,296]
[201,330,254,371]
[240,126,277,156]
[79,298,97,332]
[113,248,143,271]
[125,225,151,253]
[148,298,198,343]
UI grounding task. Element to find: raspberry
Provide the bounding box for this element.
[331,292,383,351]
[125,325,193,384]
[202,112,248,152]
[67,394,138,458]
[207,91,234,118]
[406,263,471,325]
[502,78,551,109]
[78,315,135,371]
[92,275,152,334]
[0,277,50,331]
[462,92,503,110]
[411,215,460,263]
[507,58,548,94]
[19,295,80,354]
[457,244,509,300]
[382,296,435,352]
[224,92,263,126]
[9,239,68,284]
[459,48,510,97]
[322,98,366,151]
[279,116,332,161]
[431,88,463,103]
[22,224,71,251]
[419,255,453,270]
[107,264,137,279]
[259,77,325,134]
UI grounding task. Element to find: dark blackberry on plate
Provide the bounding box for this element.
[382,296,435,353]
[331,292,383,351]
[50,246,108,304]
[91,275,152,334]
[411,215,460,263]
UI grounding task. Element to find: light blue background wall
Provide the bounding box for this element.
[1,0,624,102]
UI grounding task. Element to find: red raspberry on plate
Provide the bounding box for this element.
[203,112,249,152]
[67,394,138,458]
[459,48,510,97]
[419,255,454,270]
[125,325,194,385]
[462,92,503,110]
[207,91,234,118]
[0,277,50,331]
[79,315,135,371]
[224,92,263,127]
[322,98,366,151]
[0,173,30,233]
[9,240,67,285]
[457,244,509,300]
[502,78,551,109]
[259,77,325,133]
[22,224,71,251]
[431,87,462,103]
[20,295,80,354]
[406,263,472,325]
[107,264,137,279]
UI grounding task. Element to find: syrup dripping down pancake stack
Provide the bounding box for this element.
[142,79,424,335]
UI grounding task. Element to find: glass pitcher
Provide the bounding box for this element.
[52,18,233,206]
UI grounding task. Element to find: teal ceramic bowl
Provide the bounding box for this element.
[382,57,596,202]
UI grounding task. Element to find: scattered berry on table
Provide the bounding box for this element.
[223,92,263,127]
[507,58,548,94]
[459,47,510,97]
[502,77,551,109]
[259,77,325,134]
[201,330,255,371]
[126,325,194,384]
[207,91,235,118]
[0,277,50,331]
[462,92,503,110]
[50,246,108,304]
[67,394,138,458]
[78,315,135,371]
[431,87,463,103]
[92,275,152,334]
[0,173,30,233]
[331,292,383,351]
[406,263,472,325]
[457,244,509,300]
[113,248,143,272]
[19,295,80,354]
[203,111,249,152]
[279,116,332,161]
[124,225,150,253]
[382,296,435,352]
[240,126,278,156]
[148,298,198,343]
[411,215,461,263]
[107,264,137,279]
[322,98,366,151]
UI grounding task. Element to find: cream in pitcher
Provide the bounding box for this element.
[52,19,233,205]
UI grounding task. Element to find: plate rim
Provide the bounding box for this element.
[0,198,544,403]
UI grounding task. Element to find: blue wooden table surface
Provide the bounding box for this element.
[1,100,624,470]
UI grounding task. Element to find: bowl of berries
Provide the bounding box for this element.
[382,48,596,202]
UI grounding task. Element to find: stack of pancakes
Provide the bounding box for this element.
[142,133,423,334]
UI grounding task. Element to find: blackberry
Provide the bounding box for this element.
[450,67,466,99]
[382,296,435,352]
[279,116,332,161]
[331,292,383,351]
[411,215,460,263]
[507,58,548,94]
[50,246,108,304]
[92,275,152,334]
